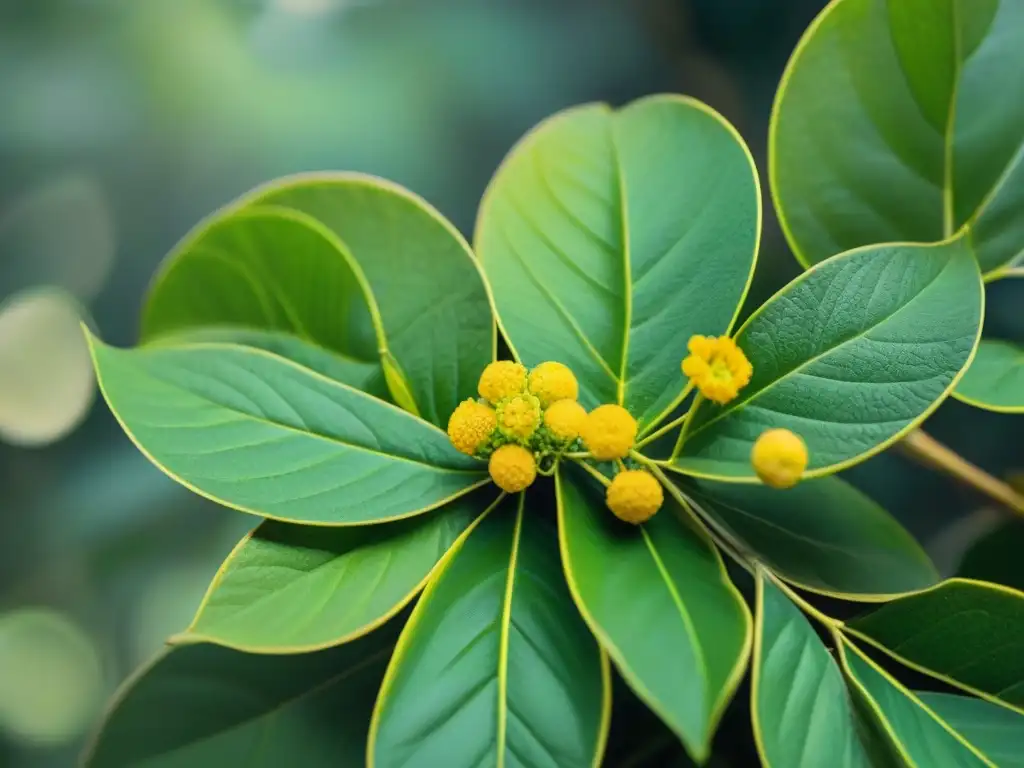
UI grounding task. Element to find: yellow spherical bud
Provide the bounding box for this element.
[447,399,497,456]
[478,360,527,404]
[488,444,537,492]
[606,470,663,524]
[580,404,637,461]
[681,335,753,405]
[751,428,808,489]
[543,400,588,443]
[497,393,541,441]
[528,361,579,406]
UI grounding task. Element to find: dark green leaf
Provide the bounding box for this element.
[770,0,1024,275]
[953,339,1024,413]
[87,336,487,525]
[673,238,982,480]
[919,692,1024,767]
[957,519,1024,591]
[556,467,750,761]
[84,626,393,767]
[848,578,1024,708]
[684,476,938,599]
[180,488,500,652]
[370,493,609,768]
[475,95,760,431]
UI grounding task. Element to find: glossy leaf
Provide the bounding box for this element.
[84,627,393,767]
[87,336,487,525]
[684,476,938,599]
[920,692,1024,767]
[475,95,760,430]
[953,339,1024,413]
[673,238,982,480]
[556,467,750,761]
[370,493,609,768]
[753,575,878,768]
[771,0,1024,275]
[180,488,500,652]
[848,579,1024,708]
[839,638,990,767]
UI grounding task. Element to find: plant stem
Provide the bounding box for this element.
[572,458,611,487]
[900,429,1024,517]
[634,412,688,450]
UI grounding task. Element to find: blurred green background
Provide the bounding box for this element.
[0,1,1020,765]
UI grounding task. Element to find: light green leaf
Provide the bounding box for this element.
[920,692,1024,767]
[87,336,487,525]
[178,488,500,652]
[556,467,750,761]
[847,578,1024,709]
[84,626,393,767]
[953,339,1024,412]
[752,574,880,768]
[683,476,938,599]
[369,494,610,768]
[672,238,982,481]
[770,0,1024,275]
[839,638,991,767]
[475,95,760,430]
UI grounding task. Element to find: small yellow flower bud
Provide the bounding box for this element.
[751,428,808,489]
[681,335,753,405]
[580,404,637,461]
[528,361,579,406]
[488,444,537,492]
[497,393,541,441]
[543,400,588,443]
[447,399,497,456]
[478,360,527,404]
[606,470,663,524]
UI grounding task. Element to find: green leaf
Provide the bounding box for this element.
[672,238,982,481]
[84,625,393,767]
[145,175,496,427]
[87,335,487,525]
[683,476,938,599]
[919,692,1024,767]
[953,339,1024,413]
[752,574,879,768]
[957,519,1024,591]
[475,95,760,431]
[179,488,500,652]
[838,638,991,767]
[770,0,1024,275]
[555,467,750,761]
[369,493,610,768]
[847,578,1024,709]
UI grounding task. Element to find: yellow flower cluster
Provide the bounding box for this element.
[751,428,807,488]
[606,469,663,524]
[682,335,753,405]
[580,404,637,461]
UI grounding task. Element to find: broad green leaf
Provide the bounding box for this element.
[556,467,750,761]
[239,174,495,427]
[957,520,1024,591]
[683,476,938,599]
[475,95,760,430]
[920,692,1024,767]
[87,336,487,525]
[953,339,1024,413]
[839,638,991,767]
[848,578,1024,709]
[770,0,1024,275]
[179,488,500,652]
[84,626,393,767]
[752,575,879,768]
[672,238,982,481]
[370,494,609,768]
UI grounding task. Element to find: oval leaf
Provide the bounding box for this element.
[369,493,609,768]
[475,95,760,430]
[919,693,1024,767]
[839,638,991,767]
[683,476,938,599]
[672,238,982,480]
[753,574,882,768]
[179,488,500,652]
[847,578,1024,709]
[771,0,1024,275]
[84,628,393,767]
[87,336,487,525]
[954,339,1024,413]
[556,467,750,761]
